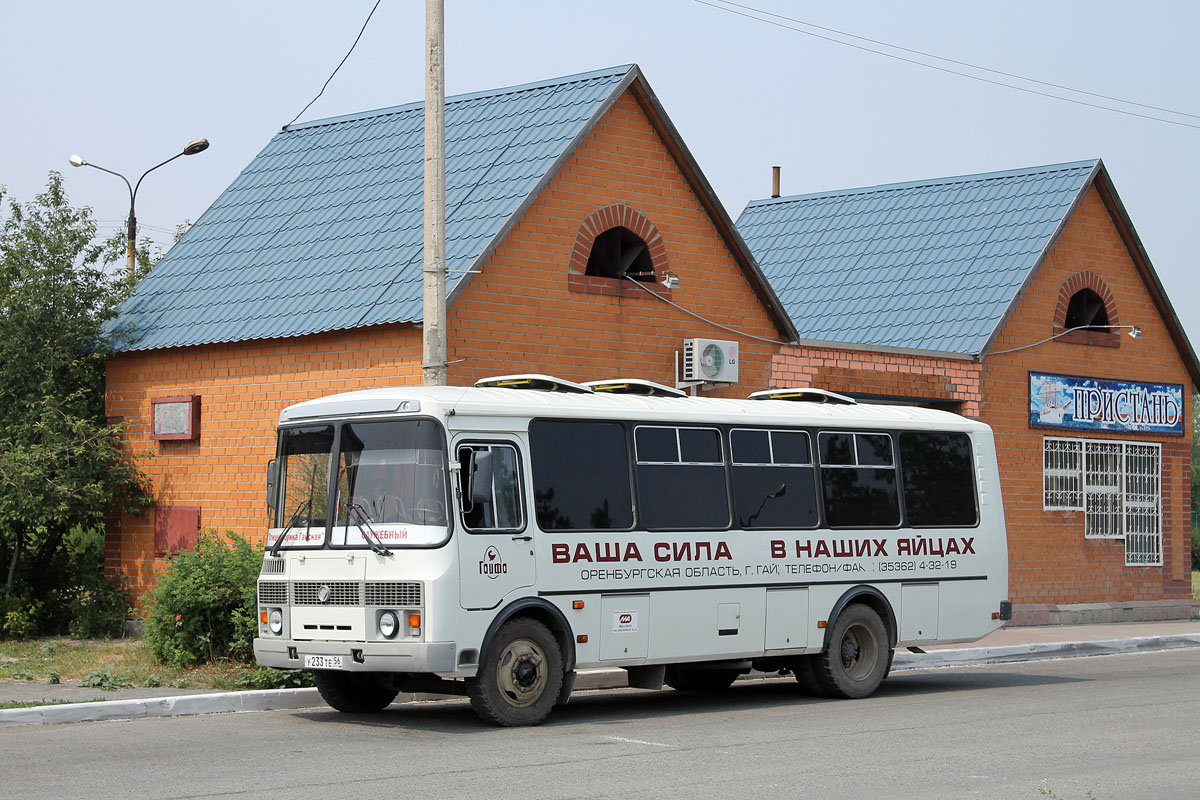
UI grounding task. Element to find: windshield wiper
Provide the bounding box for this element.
[346,501,393,557]
[270,497,313,558]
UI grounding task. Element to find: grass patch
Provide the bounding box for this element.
[1193,571,1199,605]
[0,698,106,710]
[0,637,283,691]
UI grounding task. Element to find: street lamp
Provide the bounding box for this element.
[68,137,210,284]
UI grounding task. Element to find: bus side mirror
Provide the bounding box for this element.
[266,459,278,509]
[460,448,494,515]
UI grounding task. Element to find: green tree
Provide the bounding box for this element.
[0,172,151,630]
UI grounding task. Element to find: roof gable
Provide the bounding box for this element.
[737,160,1099,356]
[109,66,635,351]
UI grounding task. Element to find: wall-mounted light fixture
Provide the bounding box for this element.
[985,324,1141,357]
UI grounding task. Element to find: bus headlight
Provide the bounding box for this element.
[378,610,399,639]
[268,608,284,635]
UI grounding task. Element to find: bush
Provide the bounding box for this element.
[1192,522,1199,571]
[233,666,315,690]
[142,533,261,667]
[1,596,41,639]
[0,526,129,639]
[64,526,129,638]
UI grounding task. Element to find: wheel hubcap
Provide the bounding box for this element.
[496,637,546,707]
[840,623,877,680]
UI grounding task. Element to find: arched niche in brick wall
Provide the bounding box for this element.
[567,204,671,298]
[1054,270,1121,347]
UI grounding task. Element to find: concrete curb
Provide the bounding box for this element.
[0,688,322,728]
[890,633,1200,670]
[3,634,1198,728]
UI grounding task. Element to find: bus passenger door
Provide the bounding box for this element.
[455,440,535,609]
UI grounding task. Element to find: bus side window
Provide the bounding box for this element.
[898,431,978,527]
[459,444,524,532]
[818,431,900,528]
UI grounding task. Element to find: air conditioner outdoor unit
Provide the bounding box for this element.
[682,338,739,383]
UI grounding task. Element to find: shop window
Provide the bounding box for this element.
[1041,437,1161,566]
[586,227,655,282]
[1064,288,1110,331]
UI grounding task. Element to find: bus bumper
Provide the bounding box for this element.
[254,637,458,674]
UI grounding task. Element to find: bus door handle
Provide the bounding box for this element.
[511,534,532,542]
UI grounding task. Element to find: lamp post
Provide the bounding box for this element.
[68,137,210,285]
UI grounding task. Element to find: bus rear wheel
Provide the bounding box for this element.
[468,618,563,727]
[815,604,890,699]
[664,666,741,692]
[313,670,400,713]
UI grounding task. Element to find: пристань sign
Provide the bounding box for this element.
[1029,372,1183,435]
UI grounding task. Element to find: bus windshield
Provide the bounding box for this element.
[335,418,448,531]
[270,419,449,550]
[271,424,335,548]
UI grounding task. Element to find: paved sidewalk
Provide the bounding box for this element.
[3,619,1198,728]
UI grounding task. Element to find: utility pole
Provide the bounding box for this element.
[422,0,448,386]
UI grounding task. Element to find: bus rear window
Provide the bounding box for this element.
[899,431,978,527]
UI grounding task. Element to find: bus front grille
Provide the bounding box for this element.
[293,581,362,606]
[365,581,423,607]
[257,581,288,605]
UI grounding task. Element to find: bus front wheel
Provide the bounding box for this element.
[313,670,400,713]
[468,617,563,726]
[815,604,890,699]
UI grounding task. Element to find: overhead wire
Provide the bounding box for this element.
[284,0,382,129]
[623,275,792,345]
[695,0,1200,131]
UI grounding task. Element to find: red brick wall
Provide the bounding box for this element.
[446,91,783,391]
[105,88,787,595]
[106,326,424,596]
[771,346,983,414]
[980,185,1194,606]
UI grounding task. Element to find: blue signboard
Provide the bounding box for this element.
[1029,372,1184,435]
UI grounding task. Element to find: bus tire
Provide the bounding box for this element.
[792,655,827,696]
[815,603,889,699]
[467,617,563,727]
[313,670,399,713]
[664,666,740,693]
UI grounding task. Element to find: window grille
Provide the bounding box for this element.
[1123,444,1162,566]
[1041,437,1161,566]
[1043,438,1083,509]
[1084,441,1123,539]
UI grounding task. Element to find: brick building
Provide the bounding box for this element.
[738,161,1199,622]
[106,65,1196,623]
[104,66,796,596]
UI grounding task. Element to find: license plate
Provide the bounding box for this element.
[304,654,344,669]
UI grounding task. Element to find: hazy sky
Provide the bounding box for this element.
[3,1,1197,347]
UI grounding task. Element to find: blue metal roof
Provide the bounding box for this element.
[736,160,1099,356]
[109,66,634,351]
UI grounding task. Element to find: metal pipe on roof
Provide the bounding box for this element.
[771,166,781,198]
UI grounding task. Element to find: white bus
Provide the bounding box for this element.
[254,375,1010,726]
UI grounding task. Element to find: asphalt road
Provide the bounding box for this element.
[3,650,1198,800]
